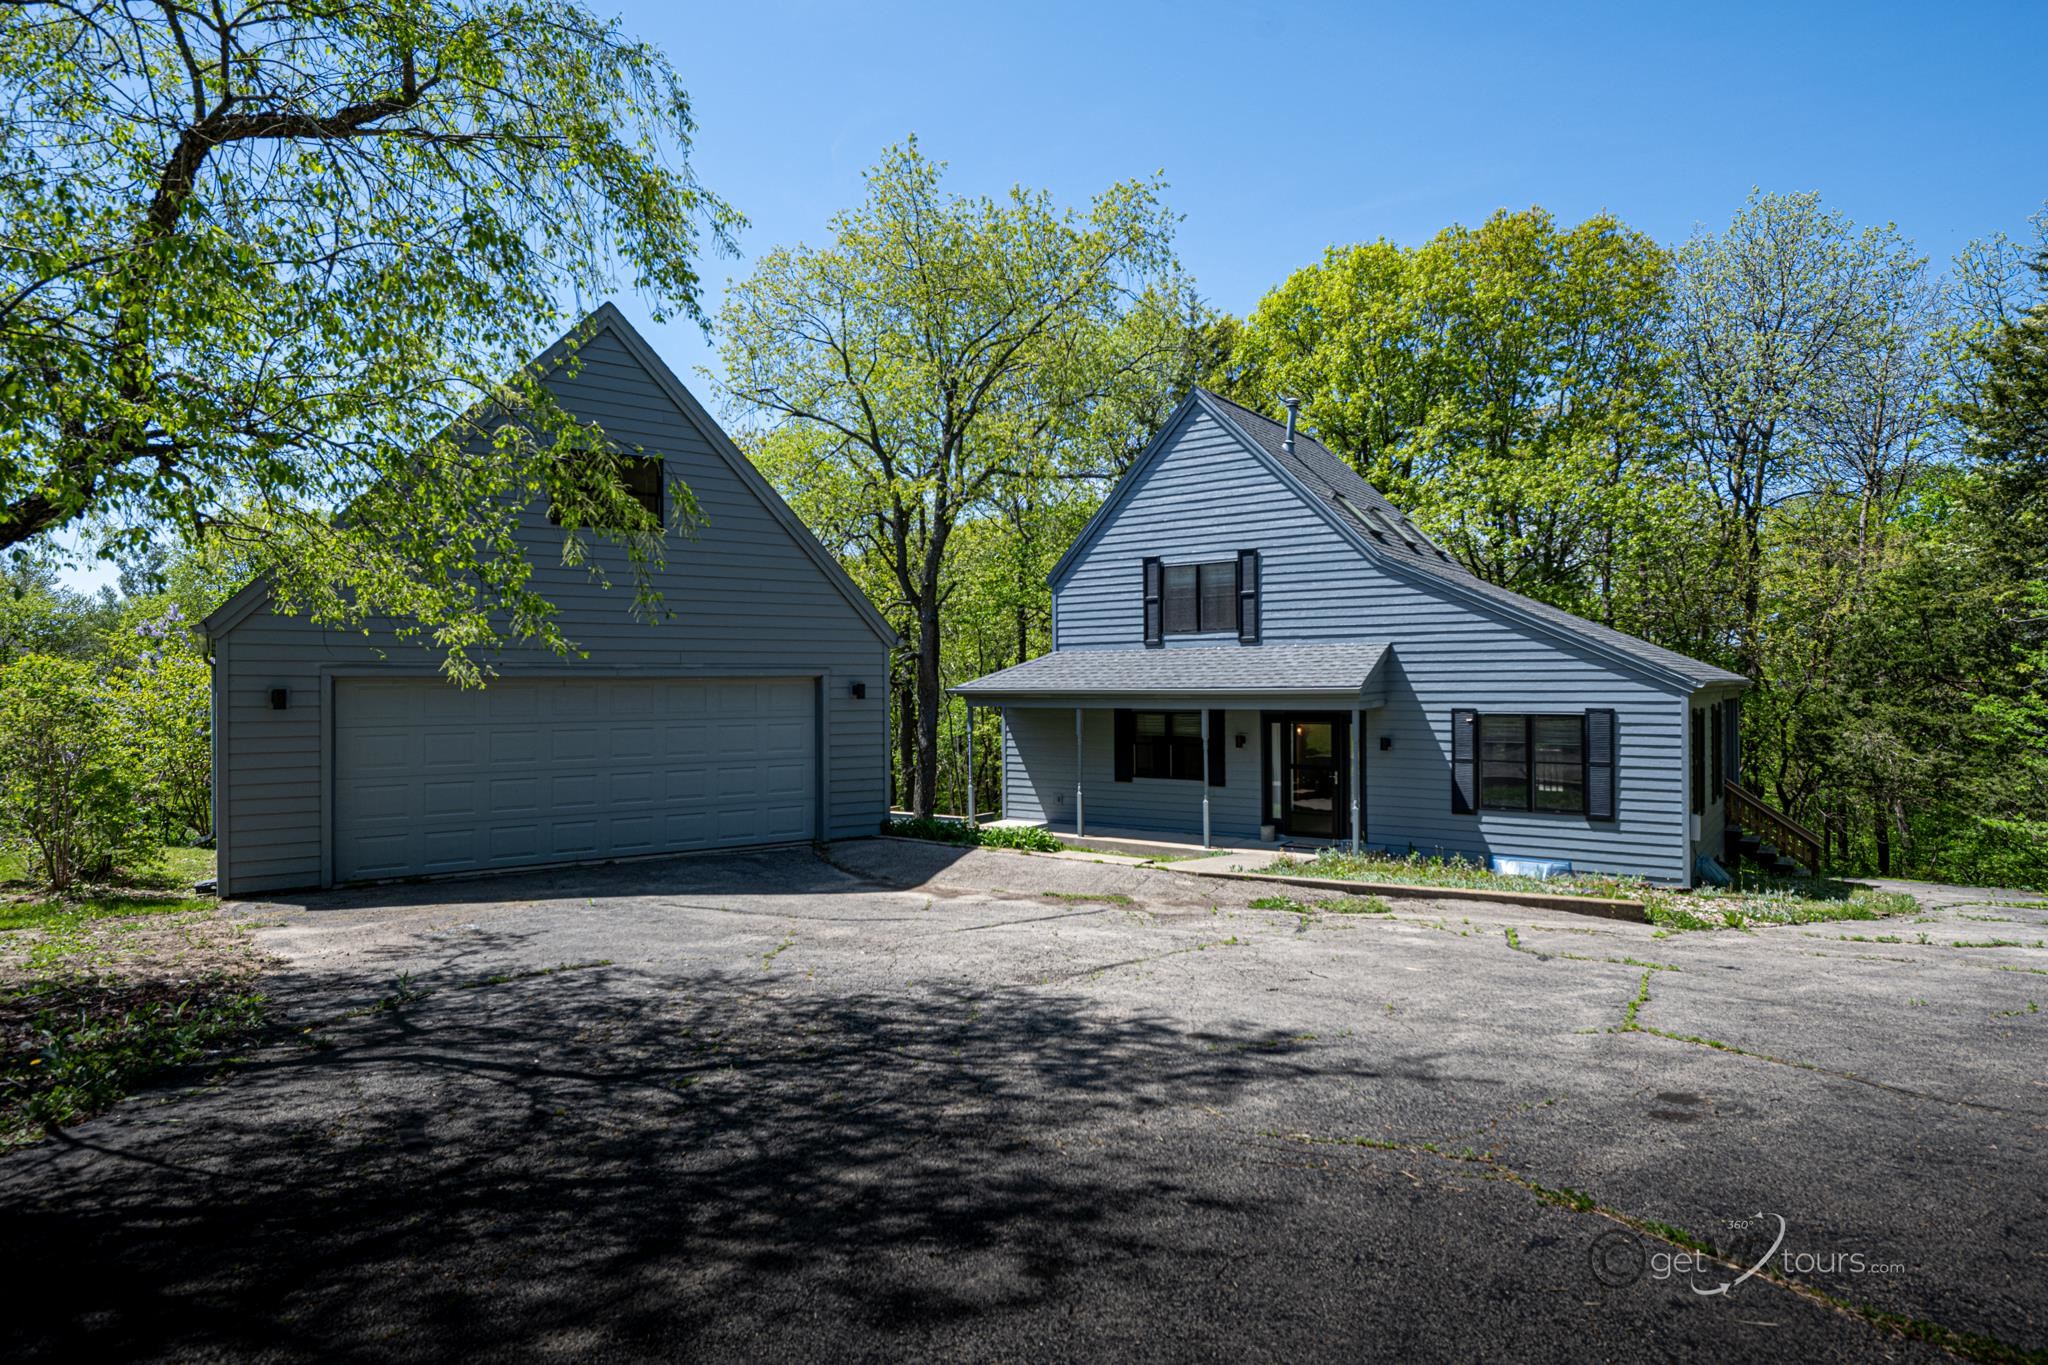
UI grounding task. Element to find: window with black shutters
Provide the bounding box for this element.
[1161,560,1238,634]
[1710,703,1723,798]
[1132,711,1205,780]
[1472,714,1592,814]
[1691,709,1705,815]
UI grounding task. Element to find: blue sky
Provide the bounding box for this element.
[612,0,2046,387]
[54,0,2048,593]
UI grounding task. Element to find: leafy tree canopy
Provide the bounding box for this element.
[0,1,738,676]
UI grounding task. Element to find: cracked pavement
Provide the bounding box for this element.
[2,841,2043,1362]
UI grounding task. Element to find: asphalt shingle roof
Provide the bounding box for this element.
[1195,391,1748,690]
[953,642,1390,699]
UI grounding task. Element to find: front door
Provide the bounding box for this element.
[1265,713,1350,840]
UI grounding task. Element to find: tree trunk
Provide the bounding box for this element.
[1874,806,1892,876]
[913,597,942,817]
[895,654,916,813]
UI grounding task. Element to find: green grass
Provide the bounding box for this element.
[1261,847,1920,933]
[883,818,1064,853]
[1,850,258,1146]
[1252,893,1394,918]
[4,983,265,1142]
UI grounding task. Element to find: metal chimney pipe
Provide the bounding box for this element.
[1281,396,1301,454]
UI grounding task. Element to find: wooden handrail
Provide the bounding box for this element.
[1724,780,1822,873]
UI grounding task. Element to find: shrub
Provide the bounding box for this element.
[0,654,161,889]
[976,824,1063,853]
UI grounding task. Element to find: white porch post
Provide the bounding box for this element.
[1200,708,1212,849]
[965,701,976,828]
[1350,707,1362,852]
[1074,707,1085,838]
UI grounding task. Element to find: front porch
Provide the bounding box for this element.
[952,642,1395,852]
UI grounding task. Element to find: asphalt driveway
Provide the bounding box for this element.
[3,841,2044,1363]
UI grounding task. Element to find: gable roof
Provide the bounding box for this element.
[1051,388,1745,693]
[203,303,899,648]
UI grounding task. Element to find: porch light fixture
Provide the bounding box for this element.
[850,682,866,699]
[1235,733,1247,749]
[269,688,288,711]
[1380,736,1392,751]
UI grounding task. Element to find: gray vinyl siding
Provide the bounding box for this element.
[213,324,890,895]
[1034,407,1694,883]
[1002,705,1268,840]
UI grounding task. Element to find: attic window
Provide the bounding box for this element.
[549,455,665,530]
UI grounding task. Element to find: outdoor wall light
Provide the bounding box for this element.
[1379,736,1392,751]
[270,688,288,711]
[1235,733,1247,748]
[849,681,866,700]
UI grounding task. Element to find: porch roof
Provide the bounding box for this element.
[952,642,1392,705]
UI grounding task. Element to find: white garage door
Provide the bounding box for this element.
[334,676,815,882]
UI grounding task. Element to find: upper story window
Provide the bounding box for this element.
[1165,561,1236,634]
[550,454,665,530]
[1144,552,1260,645]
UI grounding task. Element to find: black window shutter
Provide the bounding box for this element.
[1450,709,1476,814]
[1723,697,1740,788]
[1690,708,1705,816]
[1207,710,1226,787]
[1114,709,1135,782]
[1585,709,1616,822]
[1236,549,1260,644]
[1142,559,1162,647]
[1710,703,1723,798]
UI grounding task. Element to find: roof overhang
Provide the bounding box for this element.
[952,642,1392,708]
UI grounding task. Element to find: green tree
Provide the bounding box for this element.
[1668,191,1922,677]
[1231,208,1687,622]
[0,654,158,889]
[0,1,737,678]
[721,141,1185,814]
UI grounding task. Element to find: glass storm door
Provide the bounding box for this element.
[1281,716,1346,838]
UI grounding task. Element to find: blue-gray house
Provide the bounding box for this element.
[955,391,1750,886]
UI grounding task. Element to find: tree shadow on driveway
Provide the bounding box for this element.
[0,943,1303,1363]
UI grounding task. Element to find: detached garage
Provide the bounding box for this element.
[202,306,896,897]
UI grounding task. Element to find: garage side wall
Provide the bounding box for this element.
[214,324,892,895]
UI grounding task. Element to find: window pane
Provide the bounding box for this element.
[1198,561,1235,632]
[1132,712,1201,781]
[623,458,664,526]
[1479,714,1529,810]
[1163,565,1198,633]
[1532,716,1584,813]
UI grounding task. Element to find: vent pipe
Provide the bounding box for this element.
[1281,396,1300,454]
